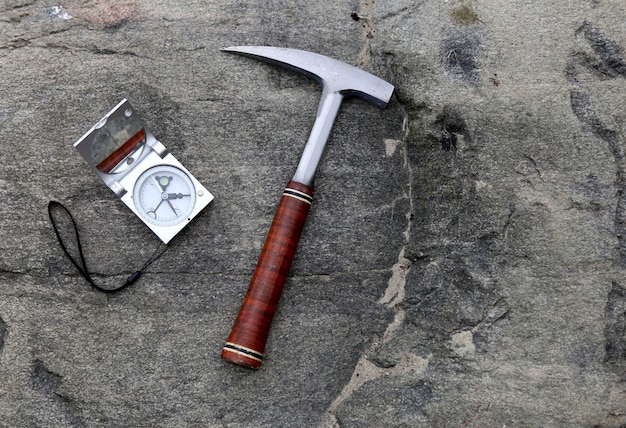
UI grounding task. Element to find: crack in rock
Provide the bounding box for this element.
[324,351,430,423]
[377,249,411,308]
[352,0,379,67]
[448,298,509,359]
[323,114,414,427]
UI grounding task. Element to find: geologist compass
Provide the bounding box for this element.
[73,99,213,243]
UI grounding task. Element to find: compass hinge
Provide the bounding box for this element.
[110,181,127,197]
[151,140,169,158]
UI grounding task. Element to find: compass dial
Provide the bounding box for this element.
[133,165,197,227]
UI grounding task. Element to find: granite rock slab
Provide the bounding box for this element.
[0,1,625,427]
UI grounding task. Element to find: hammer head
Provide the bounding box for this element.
[221,46,394,107]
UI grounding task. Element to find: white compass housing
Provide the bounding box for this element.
[73,99,214,243]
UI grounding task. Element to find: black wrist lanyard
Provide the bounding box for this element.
[48,201,168,293]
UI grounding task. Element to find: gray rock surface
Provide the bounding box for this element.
[1,0,625,426]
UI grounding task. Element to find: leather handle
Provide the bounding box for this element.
[221,181,314,369]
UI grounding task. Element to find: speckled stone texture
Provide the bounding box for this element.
[0,1,625,427]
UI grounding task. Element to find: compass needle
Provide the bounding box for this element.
[167,200,179,216]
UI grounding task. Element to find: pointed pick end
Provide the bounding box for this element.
[220,46,277,59]
[220,46,264,53]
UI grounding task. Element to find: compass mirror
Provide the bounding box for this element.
[90,108,146,174]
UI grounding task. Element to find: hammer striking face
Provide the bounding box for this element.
[220,46,394,369]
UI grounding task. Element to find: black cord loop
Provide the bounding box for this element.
[47,201,167,293]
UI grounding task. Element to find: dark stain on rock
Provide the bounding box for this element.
[605,282,626,366]
[450,1,483,25]
[569,91,622,152]
[32,359,84,426]
[568,24,626,266]
[577,22,626,79]
[568,25,626,372]
[436,107,471,152]
[32,359,63,396]
[441,31,482,86]
[567,22,626,84]
[565,52,606,84]
[0,316,6,353]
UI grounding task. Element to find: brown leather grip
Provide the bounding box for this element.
[221,181,314,369]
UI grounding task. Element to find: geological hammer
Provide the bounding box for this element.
[221,46,394,369]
